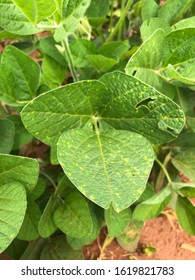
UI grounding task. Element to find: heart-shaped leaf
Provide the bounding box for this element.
[57,129,154,211]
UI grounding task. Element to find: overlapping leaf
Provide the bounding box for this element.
[57,129,154,211]
[0,183,27,253]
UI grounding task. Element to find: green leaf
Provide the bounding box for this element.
[13,0,56,24]
[172,16,195,30]
[7,115,33,150]
[158,0,194,24]
[0,154,39,193]
[87,54,118,72]
[171,148,195,181]
[141,0,159,21]
[54,0,91,40]
[40,235,83,260]
[29,178,46,200]
[42,55,67,89]
[5,239,28,260]
[17,200,41,240]
[105,205,130,237]
[0,45,40,106]
[54,192,93,238]
[176,196,195,235]
[168,132,195,149]
[57,129,154,211]
[99,71,185,144]
[135,183,155,204]
[0,0,38,35]
[141,18,171,42]
[39,37,67,67]
[67,206,102,249]
[38,175,72,238]
[21,71,185,147]
[0,183,27,253]
[172,182,195,198]
[70,38,96,68]
[0,118,15,154]
[50,145,59,165]
[162,28,195,67]
[126,29,165,74]
[21,80,107,145]
[98,41,129,59]
[133,186,172,221]
[86,0,109,18]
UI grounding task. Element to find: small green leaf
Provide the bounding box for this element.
[29,178,46,200]
[40,235,83,260]
[0,183,27,253]
[57,129,154,211]
[17,200,41,241]
[98,41,129,59]
[8,115,33,150]
[86,0,109,18]
[158,0,194,24]
[135,183,155,204]
[171,148,195,181]
[0,154,39,193]
[105,205,130,237]
[13,0,56,24]
[87,54,118,72]
[172,182,195,198]
[0,118,15,154]
[54,192,93,238]
[133,186,172,221]
[141,0,159,21]
[0,0,38,35]
[0,45,40,106]
[141,18,171,42]
[176,196,195,235]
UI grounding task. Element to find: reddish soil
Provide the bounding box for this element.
[83,216,195,260]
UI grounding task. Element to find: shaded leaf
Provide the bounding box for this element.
[17,200,41,240]
[176,196,195,235]
[105,205,130,237]
[54,191,93,238]
[0,118,15,153]
[40,235,83,260]
[133,186,172,221]
[172,182,195,198]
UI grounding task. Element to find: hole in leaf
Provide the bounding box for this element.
[135,98,155,109]
[166,127,176,134]
[132,70,137,76]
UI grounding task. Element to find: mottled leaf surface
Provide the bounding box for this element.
[57,129,154,211]
[0,183,27,253]
[0,154,39,193]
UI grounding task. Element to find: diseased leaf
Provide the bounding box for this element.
[0,183,27,253]
[54,192,93,238]
[0,46,40,106]
[0,154,39,193]
[21,71,185,146]
[0,0,38,35]
[133,186,172,220]
[40,235,83,260]
[176,196,195,235]
[0,118,15,154]
[17,200,41,241]
[105,205,130,237]
[57,129,154,211]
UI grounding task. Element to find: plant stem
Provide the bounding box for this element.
[117,0,126,41]
[106,0,133,43]
[62,37,78,82]
[155,154,172,191]
[40,170,57,190]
